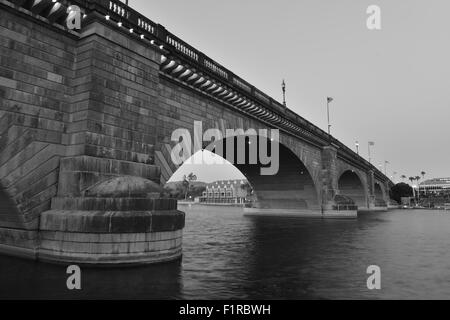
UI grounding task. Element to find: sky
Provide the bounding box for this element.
[128,0,450,183]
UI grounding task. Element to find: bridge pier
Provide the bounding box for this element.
[38,157,185,266]
[39,173,184,266]
[359,170,388,213]
[321,146,358,219]
[0,4,186,266]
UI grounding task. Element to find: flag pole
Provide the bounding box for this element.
[327,99,330,135]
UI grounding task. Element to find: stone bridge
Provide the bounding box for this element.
[0,0,393,265]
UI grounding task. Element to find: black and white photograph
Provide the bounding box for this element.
[0,0,450,306]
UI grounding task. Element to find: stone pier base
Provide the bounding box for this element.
[38,210,184,266]
[244,208,357,219]
[0,176,185,266]
[358,206,389,213]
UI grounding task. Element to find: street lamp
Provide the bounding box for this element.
[355,141,360,155]
[368,141,375,164]
[384,160,389,176]
[282,80,287,107]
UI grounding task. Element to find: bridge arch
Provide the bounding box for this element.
[234,139,320,211]
[168,135,321,211]
[374,181,388,207]
[337,170,368,208]
[374,182,385,199]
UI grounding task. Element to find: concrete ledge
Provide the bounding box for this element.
[0,212,185,266]
[244,208,357,219]
[34,209,185,265]
[51,197,177,211]
[358,207,388,213]
[37,229,183,266]
[40,210,185,233]
[38,247,183,267]
[323,210,358,219]
[0,243,37,260]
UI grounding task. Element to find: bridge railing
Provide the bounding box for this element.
[31,0,389,183]
[333,204,359,211]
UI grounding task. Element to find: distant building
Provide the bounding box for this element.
[419,178,450,195]
[200,180,251,205]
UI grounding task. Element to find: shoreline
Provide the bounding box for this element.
[178,202,450,213]
[178,202,247,208]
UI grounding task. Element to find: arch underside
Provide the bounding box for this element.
[338,171,367,208]
[374,183,387,206]
[207,137,320,211]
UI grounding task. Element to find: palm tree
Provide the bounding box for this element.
[415,176,421,202]
[409,177,416,202]
[421,171,426,195]
[183,173,198,200]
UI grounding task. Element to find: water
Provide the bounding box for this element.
[1,207,450,300]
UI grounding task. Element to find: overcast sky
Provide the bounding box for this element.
[129,0,450,183]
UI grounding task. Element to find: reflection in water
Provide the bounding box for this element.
[1,206,450,299]
[0,255,183,300]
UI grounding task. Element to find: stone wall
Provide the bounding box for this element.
[0,0,393,263]
[0,7,77,230]
[0,4,185,264]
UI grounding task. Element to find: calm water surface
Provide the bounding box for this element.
[1,207,450,300]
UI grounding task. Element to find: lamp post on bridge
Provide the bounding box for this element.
[355,141,360,155]
[282,80,287,107]
[368,141,375,164]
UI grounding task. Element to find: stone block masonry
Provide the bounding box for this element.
[0,2,184,265]
[0,0,393,265]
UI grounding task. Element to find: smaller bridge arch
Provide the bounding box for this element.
[337,170,368,209]
[374,181,388,208]
[374,182,385,199]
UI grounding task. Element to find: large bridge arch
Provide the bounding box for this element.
[167,134,321,211]
[233,138,320,211]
